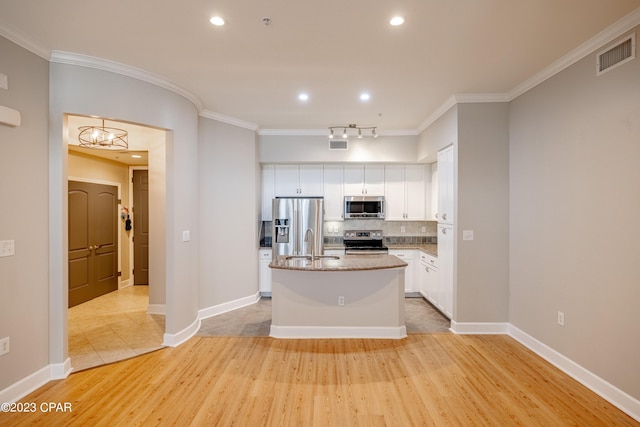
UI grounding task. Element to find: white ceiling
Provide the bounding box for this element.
[1,1,640,133]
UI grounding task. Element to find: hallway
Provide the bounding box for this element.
[68,286,165,372]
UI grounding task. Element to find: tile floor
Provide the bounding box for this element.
[68,285,165,372]
[197,296,451,336]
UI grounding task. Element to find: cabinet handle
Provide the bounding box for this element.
[442,228,447,235]
[435,213,438,219]
[442,213,447,220]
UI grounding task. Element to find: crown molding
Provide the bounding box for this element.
[508,6,640,100]
[454,93,511,103]
[199,110,259,132]
[259,129,327,136]
[416,95,458,134]
[50,51,203,112]
[0,20,50,60]
[417,7,640,135]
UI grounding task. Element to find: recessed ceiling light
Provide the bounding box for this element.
[390,16,405,26]
[298,93,309,101]
[360,93,371,101]
[209,16,225,26]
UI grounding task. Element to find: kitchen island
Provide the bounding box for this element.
[269,254,408,339]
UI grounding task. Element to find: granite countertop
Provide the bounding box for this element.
[388,243,438,257]
[323,243,438,257]
[269,254,408,272]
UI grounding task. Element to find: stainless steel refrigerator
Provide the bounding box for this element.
[272,197,323,259]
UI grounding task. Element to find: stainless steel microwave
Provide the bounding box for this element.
[344,196,385,219]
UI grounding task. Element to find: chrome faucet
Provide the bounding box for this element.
[304,228,316,261]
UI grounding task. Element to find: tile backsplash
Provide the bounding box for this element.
[323,220,437,245]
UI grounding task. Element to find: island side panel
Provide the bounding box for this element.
[271,268,405,334]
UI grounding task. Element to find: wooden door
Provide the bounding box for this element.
[68,181,118,307]
[133,170,149,285]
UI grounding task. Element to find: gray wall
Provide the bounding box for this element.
[259,134,419,163]
[0,36,50,391]
[49,62,200,352]
[198,118,260,307]
[416,106,458,162]
[509,28,640,399]
[457,103,510,322]
[417,103,510,324]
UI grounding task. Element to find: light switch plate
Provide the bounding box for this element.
[0,240,15,257]
[0,73,7,90]
[0,337,9,356]
[462,230,474,241]
[182,231,190,242]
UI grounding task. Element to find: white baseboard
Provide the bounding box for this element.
[0,358,71,404]
[450,320,510,334]
[508,325,640,423]
[118,278,131,290]
[198,292,261,320]
[270,325,407,339]
[50,358,72,379]
[147,304,166,315]
[162,317,201,348]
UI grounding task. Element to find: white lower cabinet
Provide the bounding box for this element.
[259,249,272,295]
[437,224,454,318]
[389,249,416,293]
[418,252,439,308]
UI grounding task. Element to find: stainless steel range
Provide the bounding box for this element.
[343,230,388,255]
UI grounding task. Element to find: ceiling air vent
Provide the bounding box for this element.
[597,33,635,76]
[329,140,348,150]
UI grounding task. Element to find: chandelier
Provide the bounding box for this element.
[328,124,378,140]
[78,119,128,150]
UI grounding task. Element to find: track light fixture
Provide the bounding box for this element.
[328,123,378,139]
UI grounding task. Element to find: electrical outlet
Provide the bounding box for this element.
[557,311,565,326]
[338,296,345,306]
[463,230,474,241]
[421,226,426,232]
[0,240,15,257]
[401,226,406,233]
[0,73,8,90]
[0,337,9,356]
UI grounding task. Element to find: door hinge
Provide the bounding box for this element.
[117,199,122,204]
[132,269,134,275]
[117,271,122,277]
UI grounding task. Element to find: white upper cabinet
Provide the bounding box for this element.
[404,165,427,220]
[323,165,344,221]
[428,162,438,221]
[384,165,405,220]
[437,146,454,224]
[384,164,426,220]
[261,165,275,221]
[344,164,385,196]
[274,164,323,197]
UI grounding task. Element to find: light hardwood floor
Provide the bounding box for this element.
[2,334,636,426]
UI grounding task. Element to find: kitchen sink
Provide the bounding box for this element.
[284,255,340,261]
